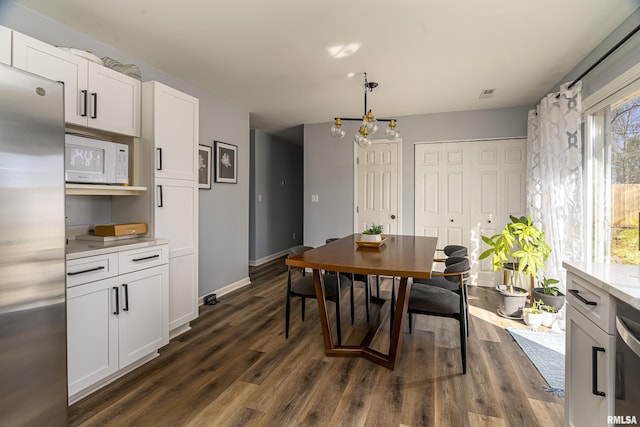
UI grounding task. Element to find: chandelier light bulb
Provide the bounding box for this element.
[330,118,346,139]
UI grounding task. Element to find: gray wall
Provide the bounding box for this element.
[303,106,531,248]
[249,129,303,262]
[2,2,251,297]
[549,8,640,101]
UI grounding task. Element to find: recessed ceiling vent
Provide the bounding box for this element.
[479,88,496,99]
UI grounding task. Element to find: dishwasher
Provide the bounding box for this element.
[614,298,640,424]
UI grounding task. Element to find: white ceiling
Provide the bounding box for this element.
[14,0,640,138]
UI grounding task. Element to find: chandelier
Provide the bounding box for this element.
[330,72,399,149]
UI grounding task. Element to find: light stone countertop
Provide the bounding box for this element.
[66,237,169,260]
[563,260,640,310]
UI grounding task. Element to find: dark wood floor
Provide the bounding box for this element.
[69,257,564,427]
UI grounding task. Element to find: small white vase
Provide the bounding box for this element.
[523,311,542,327]
[360,234,382,243]
[541,311,556,327]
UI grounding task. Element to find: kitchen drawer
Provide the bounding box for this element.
[67,253,119,288]
[118,245,168,275]
[566,272,615,334]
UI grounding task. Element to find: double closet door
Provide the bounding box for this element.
[414,139,526,286]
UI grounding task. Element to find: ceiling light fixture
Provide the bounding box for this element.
[330,73,399,149]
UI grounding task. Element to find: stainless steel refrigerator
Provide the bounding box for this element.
[0,64,68,425]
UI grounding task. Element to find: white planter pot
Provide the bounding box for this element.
[523,311,542,327]
[541,311,556,327]
[360,234,382,243]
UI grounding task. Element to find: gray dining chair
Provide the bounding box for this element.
[285,245,354,345]
[407,257,471,374]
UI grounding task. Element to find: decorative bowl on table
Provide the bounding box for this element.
[356,236,387,248]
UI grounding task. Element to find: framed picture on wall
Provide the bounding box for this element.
[214,140,237,184]
[198,144,212,189]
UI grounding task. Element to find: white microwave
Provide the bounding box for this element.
[64,134,128,185]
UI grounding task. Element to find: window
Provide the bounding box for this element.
[585,79,640,264]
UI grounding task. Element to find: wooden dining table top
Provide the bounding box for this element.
[286,234,438,279]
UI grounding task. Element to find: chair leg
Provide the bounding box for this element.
[464,285,470,336]
[301,297,305,321]
[376,275,380,298]
[460,315,467,374]
[365,275,371,324]
[408,312,413,334]
[350,275,355,324]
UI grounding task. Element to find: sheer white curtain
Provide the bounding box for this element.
[526,82,584,292]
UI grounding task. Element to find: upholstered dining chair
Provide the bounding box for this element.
[407,257,471,374]
[414,255,470,335]
[433,244,468,262]
[285,245,354,345]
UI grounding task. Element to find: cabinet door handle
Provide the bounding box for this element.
[569,289,597,306]
[113,286,120,315]
[132,254,160,262]
[122,284,129,311]
[157,185,163,207]
[90,92,97,119]
[592,346,606,396]
[80,89,88,117]
[67,265,105,276]
[156,148,163,171]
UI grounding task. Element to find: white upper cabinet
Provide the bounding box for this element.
[12,31,140,137]
[0,26,11,65]
[143,81,199,181]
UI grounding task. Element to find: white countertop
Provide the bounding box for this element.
[563,260,640,310]
[66,237,169,260]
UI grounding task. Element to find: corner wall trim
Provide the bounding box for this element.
[248,248,289,267]
[198,276,251,305]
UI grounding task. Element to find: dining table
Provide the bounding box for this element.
[285,234,437,370]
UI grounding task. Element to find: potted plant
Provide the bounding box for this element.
[360,224,383,242]
[541,304,557,327]
[479,215,552,317]
[532,276,565,311]
[523,300,543,327]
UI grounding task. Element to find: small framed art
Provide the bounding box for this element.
[215,140,237,184]
[198,144,212,189]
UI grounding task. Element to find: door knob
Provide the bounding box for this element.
[391,214,396,220]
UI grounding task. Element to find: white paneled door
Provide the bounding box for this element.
[415,139,526,286]
[356,141,400,235]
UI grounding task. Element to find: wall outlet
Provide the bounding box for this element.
[311,194,319,203]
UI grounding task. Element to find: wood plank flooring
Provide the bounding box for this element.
[69,257,564,427]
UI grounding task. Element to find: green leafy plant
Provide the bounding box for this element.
[542,304,557,313]
[362,224,383,235]
[479,215,552,292]
[524,299,544,314]
[540,276,560,296]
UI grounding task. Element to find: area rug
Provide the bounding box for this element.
[506,327,565,397]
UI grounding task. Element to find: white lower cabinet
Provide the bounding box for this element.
[565,271,616,427]
[67,277,119,396]
[66,244,168,400]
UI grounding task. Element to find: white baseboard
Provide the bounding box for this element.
[249,249,288,267]
[198,276,251,305]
